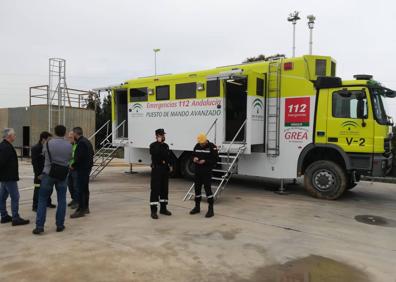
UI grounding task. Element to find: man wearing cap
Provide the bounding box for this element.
[190,133,218,218]
[149,128,172,219]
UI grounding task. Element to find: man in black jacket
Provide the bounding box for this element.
[190,133,218,218]
[70,127,94,218]
[149,128,172,219]
[0,128,30,226]
[31,131,56,211]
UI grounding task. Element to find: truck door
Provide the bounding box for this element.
[249,72,266,152]
[325,87,374,153]
[225,76,247,141]
[114,88,128,139]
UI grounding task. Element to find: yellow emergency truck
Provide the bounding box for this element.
[105,55,394,200]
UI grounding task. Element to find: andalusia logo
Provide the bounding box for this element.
[341,121,359,131]
[252,98,264,114]
[131,103,143,113]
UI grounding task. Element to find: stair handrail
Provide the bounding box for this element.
[100,120,126,146]
[226,119,247,157]
[88,120,110,141]
[205,118,218,144]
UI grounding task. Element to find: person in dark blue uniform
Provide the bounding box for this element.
[190,133,218,218]
[149,128,172,219]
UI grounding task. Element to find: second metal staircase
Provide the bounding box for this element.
[183,119,247,201]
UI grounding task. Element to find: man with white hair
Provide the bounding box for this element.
[0,128,30,226]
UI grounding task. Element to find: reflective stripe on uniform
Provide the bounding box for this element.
[159,199,168,203]
[195,195,202,198]
[150,202,159,206]
[194,150,211,153]
[207,195,214,199]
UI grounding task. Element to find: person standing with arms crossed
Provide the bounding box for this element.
[149,128,172,219]
[190,133,218,218]
[0,128,30,226]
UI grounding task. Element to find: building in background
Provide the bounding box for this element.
[0,85,96,157]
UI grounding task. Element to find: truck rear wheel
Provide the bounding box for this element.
[169,154,180,178]
[180,154,195,179]
[304,160,347,200]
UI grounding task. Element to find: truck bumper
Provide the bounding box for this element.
[371,154,393,177]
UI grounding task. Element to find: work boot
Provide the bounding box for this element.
[71,202,79,210]
[160,209,172,216]
[32,227,44,235]
[190,203,201,215]
[160,204,172,216]
[56,226,65,232]
[205,204,214,218]
[1,215,12,224]
[150,205,158,219]
[70,210,85,219]
[12,217,30,226]
[151,212,159,219]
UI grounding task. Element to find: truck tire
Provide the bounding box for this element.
[304,160,347,200]
[169,154,180,178]
[180,154,195,179]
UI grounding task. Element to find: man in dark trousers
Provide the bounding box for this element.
[67,131,79,209]
[70,127,94,218]
[0,128,30,226]
[31,131,56,212]
[149,128,172,219]
[33,125,72,235]
[190,133,218,218]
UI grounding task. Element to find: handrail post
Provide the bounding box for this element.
[227,119,247,159]
[215,119,217,145]
[205,118,218,144]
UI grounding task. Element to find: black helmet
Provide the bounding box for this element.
[155,128,166,135]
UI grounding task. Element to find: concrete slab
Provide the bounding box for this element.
[0,160,395,282]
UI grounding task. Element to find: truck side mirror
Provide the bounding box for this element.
[357,98,367,127]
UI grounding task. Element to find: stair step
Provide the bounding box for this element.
[213,169,228,173]
[217,161,233,165]
[218,155,237,159]
[212,177,224,181]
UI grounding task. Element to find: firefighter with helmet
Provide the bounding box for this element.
[149,128,172,219]
[190,133,218,218]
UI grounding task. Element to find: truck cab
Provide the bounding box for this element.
[299,75,394,199]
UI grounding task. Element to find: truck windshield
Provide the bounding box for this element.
[370,87,390,125]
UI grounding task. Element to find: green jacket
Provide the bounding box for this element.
[69,143,77,166]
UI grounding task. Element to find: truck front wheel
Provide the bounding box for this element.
[304,160,347,200]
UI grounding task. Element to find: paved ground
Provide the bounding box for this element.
[0,160,395,282]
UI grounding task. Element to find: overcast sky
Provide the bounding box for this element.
[1,0,396,115]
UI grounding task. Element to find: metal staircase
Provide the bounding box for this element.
[89,120,127,180]
[266,59,282,156]
[183,119,247,201]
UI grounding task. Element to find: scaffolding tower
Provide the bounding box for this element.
[48,58,69,131]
